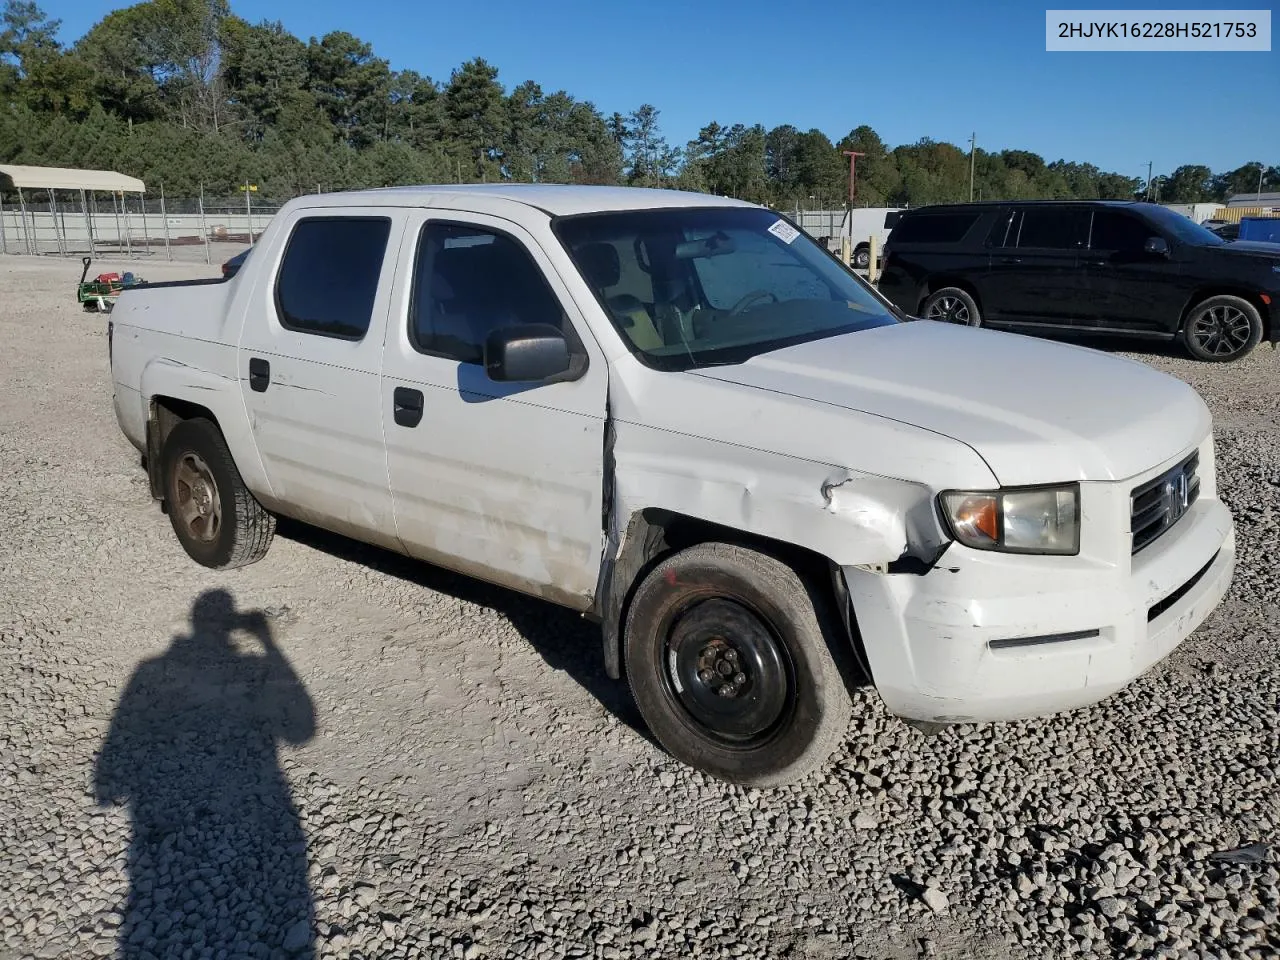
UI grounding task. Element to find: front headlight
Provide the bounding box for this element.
[939,484,1080,555]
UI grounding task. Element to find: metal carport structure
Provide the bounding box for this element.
[0,164,148,257]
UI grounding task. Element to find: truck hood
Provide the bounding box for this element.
[1217,240,1280,260]
[689,321,1211,485]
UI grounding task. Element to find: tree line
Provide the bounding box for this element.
[2,0,1276,205]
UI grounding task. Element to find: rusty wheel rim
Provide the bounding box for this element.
[173,452,222,543]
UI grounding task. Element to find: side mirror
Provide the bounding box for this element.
[483,324,578,383]
[1144,237,1170,257]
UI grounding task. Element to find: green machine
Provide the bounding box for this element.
[77,257,146,312]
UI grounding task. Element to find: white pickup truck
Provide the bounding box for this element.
[108,185,1235,786]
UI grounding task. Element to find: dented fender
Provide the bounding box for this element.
[610,423,952,569]
[594,419,968,680]
[138,358,274,502]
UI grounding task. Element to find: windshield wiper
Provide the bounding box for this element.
[688,358,745,368]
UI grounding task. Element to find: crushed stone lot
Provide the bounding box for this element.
[1,253,1277,960]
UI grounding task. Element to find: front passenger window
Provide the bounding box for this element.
[410,223,568,364]
[1089,211,1153,254]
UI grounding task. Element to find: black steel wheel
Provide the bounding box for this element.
[922,286,982,326]
[623,543,853,787]
[1180,295,1262,362]
[662,597,792,744]
[160,417,275,569]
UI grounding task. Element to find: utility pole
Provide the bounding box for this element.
[842,150,865,205]
[968,132,976,202]
[1146,161,1153,200]
[1258,162,1266,202]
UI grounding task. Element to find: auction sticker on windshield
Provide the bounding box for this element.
[767,220,801,244]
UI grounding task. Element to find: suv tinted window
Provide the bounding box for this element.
[1089,210,1152,253]
[890,212,980,244]
[276,217,391,340]
[985,209,1018,248]
[1015,208,1090,250]
[410,222,567,364]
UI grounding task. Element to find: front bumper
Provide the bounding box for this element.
[843,491,1235,724]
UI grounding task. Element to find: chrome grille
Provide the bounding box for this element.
[1131,451,1200,554]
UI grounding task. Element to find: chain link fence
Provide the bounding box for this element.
[0,190,887,267]
[0,190,287,264]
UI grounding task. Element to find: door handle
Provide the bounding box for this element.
[249,357,270,392]
[999,256,1022,264]
[393,386,424,428]
[1085,259,1107,267]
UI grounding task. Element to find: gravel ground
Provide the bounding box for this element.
[1,253,1277,960]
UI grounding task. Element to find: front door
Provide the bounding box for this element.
[237,208,406,550]
[982,205,1091,327]
[1083,208,1187,334]
[378,210,609,610]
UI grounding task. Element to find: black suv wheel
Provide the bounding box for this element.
[1180,295,1263,362]
[922,286,982,326]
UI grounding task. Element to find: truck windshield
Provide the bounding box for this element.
[554,206,899,370]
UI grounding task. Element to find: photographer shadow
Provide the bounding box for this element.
[93,589,317,959]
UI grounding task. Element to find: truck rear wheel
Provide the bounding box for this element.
[160,417,275,569]
[623,543,852,787]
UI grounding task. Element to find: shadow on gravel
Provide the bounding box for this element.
[275,518,651,742]
[94,589,317,959]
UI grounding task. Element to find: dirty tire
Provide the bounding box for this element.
[1180,295,1263,363]
[160,417,274,569]
[623,542,852,787]
[922,286,981,326]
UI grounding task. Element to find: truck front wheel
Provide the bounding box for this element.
[160,417,275,569]
[623,543,852,787]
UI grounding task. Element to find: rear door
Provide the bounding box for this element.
[378,209,609,610]
[878,209,986,314]
[983,205,1091,326]
[1083,208,1187,334]
[237,207,406,551]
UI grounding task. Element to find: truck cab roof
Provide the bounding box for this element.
[282,184,760,218]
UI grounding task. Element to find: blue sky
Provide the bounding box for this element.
[51,0,1279,178]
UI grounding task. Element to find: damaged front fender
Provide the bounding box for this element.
[612,426,952,571]
[594,424,966,679]
[818,471,952,569]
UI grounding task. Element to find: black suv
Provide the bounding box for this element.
[877,200,1280,362]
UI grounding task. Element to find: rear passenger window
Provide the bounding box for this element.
[889,212,980,244]
[410,223,567,364]
[985,210,1018,248]
[276,217,391,340]
[1016,208,1090,250]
